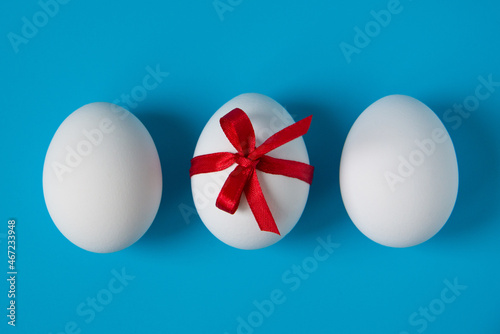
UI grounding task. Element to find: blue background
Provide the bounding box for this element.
[1,0,499,333]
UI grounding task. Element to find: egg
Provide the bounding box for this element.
[43,102,162,253]
[191,93,312,250]
[340,95,459,247]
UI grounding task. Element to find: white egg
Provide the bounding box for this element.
[191,93,311,250]
[43,102,162,253]
[340,95,459,247]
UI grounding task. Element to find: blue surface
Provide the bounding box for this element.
[1,0,500,333]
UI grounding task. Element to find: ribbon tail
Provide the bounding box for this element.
[249,115,312,159]
[216,165,252,214]
[244,171,280,235]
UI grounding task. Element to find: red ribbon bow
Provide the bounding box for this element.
[190,108,314,235]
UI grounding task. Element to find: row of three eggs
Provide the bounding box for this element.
[43,94,458,253]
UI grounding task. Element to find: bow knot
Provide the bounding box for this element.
[190,108,314,235]
[235,154,258,169]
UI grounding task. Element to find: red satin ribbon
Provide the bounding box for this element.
[190,108,314,235]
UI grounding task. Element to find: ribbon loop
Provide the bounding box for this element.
[190,108,314,234]
[220,108,256,155]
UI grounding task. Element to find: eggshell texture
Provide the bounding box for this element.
[43,102,162,253]
[340,95,459,247]
[191,93,311,250]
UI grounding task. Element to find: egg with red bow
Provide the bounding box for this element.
[190,93,314,250]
